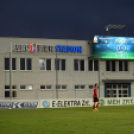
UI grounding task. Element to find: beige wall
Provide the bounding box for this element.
[0,37,134,100]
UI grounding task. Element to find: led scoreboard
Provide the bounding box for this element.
[92,35,134,59]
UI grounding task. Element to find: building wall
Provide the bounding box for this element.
[0,37,134,100]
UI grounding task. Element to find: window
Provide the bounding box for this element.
[5,85,17,89]
[55,59,66,71]
[5,91,17,98]
[124,61,128,71]
[27,58,32,70]
[119,61,128,71]
[40,85,45,89]
[20,58,32,70]
[5,91,10,97]
[46,85,51,89]
[94,60,98,71]
[75,85,85,89]
[74,59,84,71]
[39,59,51,70]
[12,58,16,70]
[119,61,122,71]
[106,61,116,71]
[75,85,79,89]
[20,58,25,70]
[46,59,51,70]
[106,61,110,71]
[88,60,93,71]
[56,85,67,89]
[81,85,85,89]
[89,85,94,89]
[5,58,16,70]
[40,85,51,90]
[20,85,32,90]
[106,84,129,97]
[74,60,78,71]
[88,60,98,71]
[5,85,10,89]
[5,85,17,98]
[62,85,66,89]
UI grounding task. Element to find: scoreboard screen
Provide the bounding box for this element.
[92,35,134,59]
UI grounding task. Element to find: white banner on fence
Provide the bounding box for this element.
[0,97,133,109]
[0,101,39,109]
[39,97,134,108]
[39,99,93,108]
[99,97,134,106]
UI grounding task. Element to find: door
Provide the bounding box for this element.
[105,84,130,97]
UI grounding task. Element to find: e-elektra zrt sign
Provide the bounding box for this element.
[13,43,82,53]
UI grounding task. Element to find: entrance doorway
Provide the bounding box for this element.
[105,83,130,97]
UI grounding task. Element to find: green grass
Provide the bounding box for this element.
[0,106,134,134]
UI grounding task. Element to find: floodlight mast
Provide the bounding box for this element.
[102,24,127,36]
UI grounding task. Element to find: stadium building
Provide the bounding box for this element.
[0,34,134,100]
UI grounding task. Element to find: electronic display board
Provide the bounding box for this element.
[92,35,134,59]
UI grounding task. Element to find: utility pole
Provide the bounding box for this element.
[10,39,12,100]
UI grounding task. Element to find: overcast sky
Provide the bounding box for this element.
[0,0,134,40]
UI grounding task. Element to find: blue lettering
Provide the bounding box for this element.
[55,45,59,52]
[77,46,82,53]
[63,46,67,52]
[71,46,74,52]
[59,45,63,52]
[67,46,70,52]
[56,45,82,53]
[74,46,77,53]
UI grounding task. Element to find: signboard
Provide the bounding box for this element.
[93,35,134,59]
[0,101,39,109]
[40,99,93,108]
[13,43,82,53]
[100,97,134,106]
[0,98,133,109]
[39,97,134,108]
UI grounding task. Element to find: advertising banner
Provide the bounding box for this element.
[93,35,134,59]
[0,98,133,109]
[99,97,134,106]
[39,99,93,108]
[40,97,134,108]
[0,101,39,109]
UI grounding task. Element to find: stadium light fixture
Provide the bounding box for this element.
[102,24,127,36]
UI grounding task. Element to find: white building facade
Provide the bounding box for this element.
[0,36,134,100]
